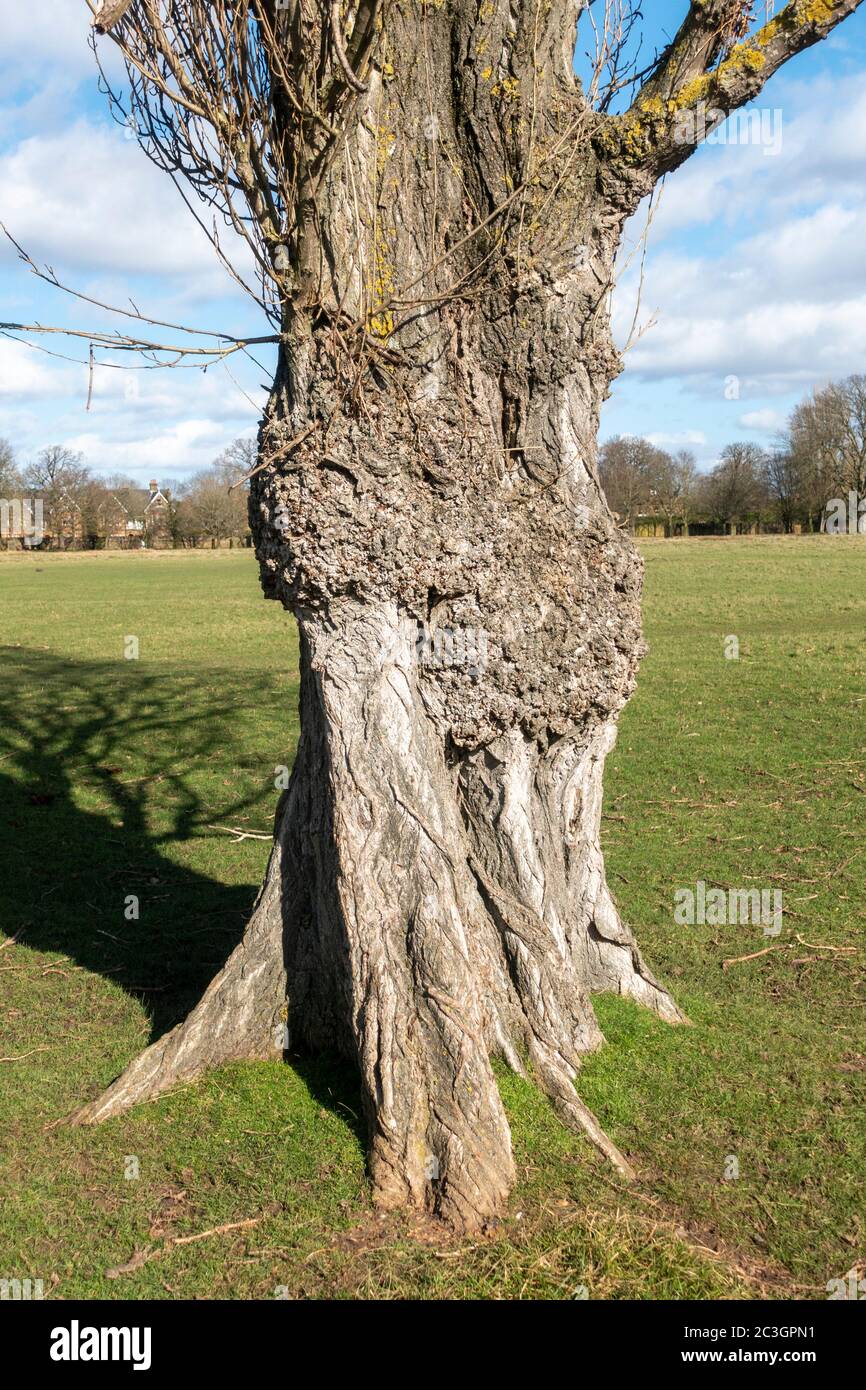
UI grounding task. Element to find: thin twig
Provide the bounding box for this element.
[206,823,273,841]
[794,934,856,954]
[329,2,367,92]
[722,945,785,969]
[105,1218,262,1278]
[0,1047,51,1064]
[227,422,317,490]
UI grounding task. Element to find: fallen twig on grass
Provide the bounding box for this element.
[105,1218,262,1279]
[172,1218,261,1247]
[104,1248,153,1279]
[206,823,272,842]
[723,937,859,970]
[722,946,784,970]
[794,934,856,954]
[0,1046,51,1063]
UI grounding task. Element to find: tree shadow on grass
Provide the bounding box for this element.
[0,646,286,1039]
[0,644,366,1163]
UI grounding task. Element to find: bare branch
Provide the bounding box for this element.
[622,0,865,179]
[1,223,266,344]
[329,1,368,93]
[85,1,392,325]
[0,320,277,366]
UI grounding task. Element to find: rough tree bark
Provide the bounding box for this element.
[71,0,864,1231]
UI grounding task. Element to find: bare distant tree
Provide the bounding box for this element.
[214,436,258,486]
[762,448,801,533]
[66,1,865,1231]
[23,446,91,540]
[650,447,699,537]
[788,375,866,514]
[705,442,767,533]
[186,471,248,545]
[183,440,255,541]
[101,472,140,491]
[23,445,87,493]
[599,435,670,532]
[0,439,21,496]
[0,439,24,548]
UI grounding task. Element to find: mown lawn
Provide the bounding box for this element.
[0,538,863,1300]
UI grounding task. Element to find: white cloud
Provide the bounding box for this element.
[738,409,784,432]
[612,73,866,400]
[0,339,72,398]
[620,282,866,385]
[64,417,249,478]
[0,105,266,474]
[645,429,707,447]
[0,333,267,478]
[0,120,253,286]
[0,2,96,77]
[635,74,866,242]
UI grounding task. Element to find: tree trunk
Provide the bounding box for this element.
[71,590,683,1227]
[71,3,687,1230]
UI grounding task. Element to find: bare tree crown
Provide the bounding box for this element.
[86,1,863,331]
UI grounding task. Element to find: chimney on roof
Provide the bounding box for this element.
[149,480,158,497]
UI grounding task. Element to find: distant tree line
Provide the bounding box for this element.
[600,373,866,536]
[5,374,866,548]
[0,437,255,549]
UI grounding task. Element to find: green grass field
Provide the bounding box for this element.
[0,538,863,1300]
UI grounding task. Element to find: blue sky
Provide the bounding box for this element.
[1,2,864,480]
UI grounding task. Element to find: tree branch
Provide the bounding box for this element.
[0,321,276,365]
[329,1,368,93]
[621,0,865,178]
